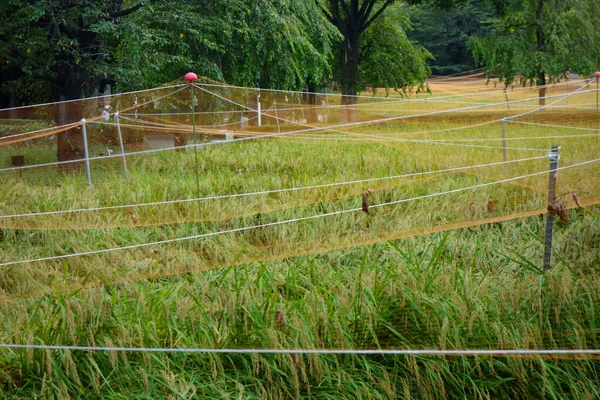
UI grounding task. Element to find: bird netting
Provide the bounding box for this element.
[0,74,598,297]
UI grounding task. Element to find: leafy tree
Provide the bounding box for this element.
[114,0,339,92]
[407,0,496,75]
[0,0,143,105]
[317,0,431,102]
[469,0,600,104]
[0,0,144,167]
[0,0,339,164]
[360,3,432,93]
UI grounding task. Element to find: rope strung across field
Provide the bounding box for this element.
[505,79,595,121]
[0,94,527,173]
[0,85,189,149]
[0,343,598,357]
[193,84,592,139]
[0,124,85,149]
[505,120,600,132]
[1,156,598,268]
[378,132,600,143]
[197,86,549,152]
[339,131,549,152]
[2,83,593,174]
[196,77,578,104]
[0,155,546,220]
[0,84,187,113]
[286,132,600,143]
[195,83,600,148]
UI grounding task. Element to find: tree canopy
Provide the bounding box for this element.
[0,0,144,105]
[317,0,431,99]
[0,0,339,107]
[469,0,600,100]
[407,0,496,75]
[2,0,598,108]
[113,0,340,92]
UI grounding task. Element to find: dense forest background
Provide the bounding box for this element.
[1,0,599,108]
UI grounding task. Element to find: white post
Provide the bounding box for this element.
[257,94,262,127]
[115,112,129,180]
[81,118,92,185]
[501,118,507,163]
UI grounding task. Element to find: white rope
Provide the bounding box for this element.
[366,121,500,137]
[96,120,193,133]
[0,343,597,356]
[0,83,591,173]
[0,156,546,220]
[196,84,599,141]
[285,132,600,143]
[428,69,486,80]
[99,115,548,152]
[423,80,589,103]
[0,157,91,173]
[0,122,81,143]
[431,133,600,142]
[118,111,260,130]
[196,80,580,107]
[122,110,247,117]
[505,120,600,132]
[196,82,409,102]
[118,114,190,128]
[429,67,486,78]
[339,131,548,152]
[191,85,551,152]
[424,89,593,105]
[1,156,597,268]
[0,84,187,113]
[505,79,595,120]
[123,98,409,115]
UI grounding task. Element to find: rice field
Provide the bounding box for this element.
[0,76,599,398]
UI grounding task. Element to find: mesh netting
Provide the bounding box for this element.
[0,75,598,297]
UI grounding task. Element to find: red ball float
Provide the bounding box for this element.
[184,72,198,82]
[594,71,600,78]
[566,71,570,75]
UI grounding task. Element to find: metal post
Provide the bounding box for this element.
[257,93,262,127]
[115,112,129,180]
[81,118,92,185]
[501,118,507,163]
[543,146,560,271]
[190,84,201,200]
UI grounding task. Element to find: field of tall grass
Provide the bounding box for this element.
[0,79,599,398]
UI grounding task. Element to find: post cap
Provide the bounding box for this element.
[594,71,600,78]
[184,72,198,82]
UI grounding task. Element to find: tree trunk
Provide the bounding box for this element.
[56,85,86,173]
[538,71,547,106]
[340,31,359,121]
[304,80,318,124]
[536,0,546,106]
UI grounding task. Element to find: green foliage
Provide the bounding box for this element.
[318,0,431,96]
[408,0,496,75]
[0,0,340,105]
[0,1,144,104]
[469,0,600,86]
[360,3,432,93]
[117,0,339,91]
